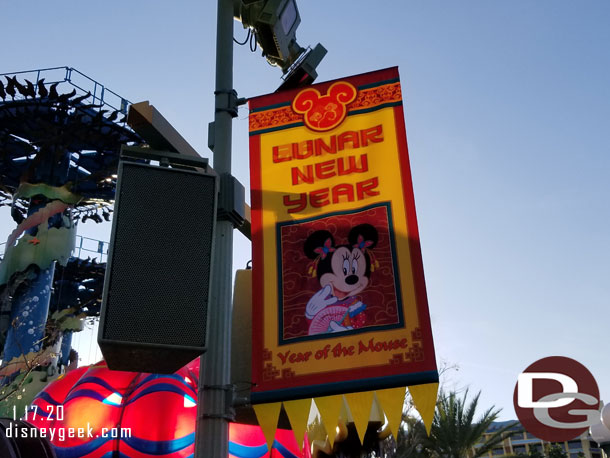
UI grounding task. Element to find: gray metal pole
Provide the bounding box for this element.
[195,0,235,456]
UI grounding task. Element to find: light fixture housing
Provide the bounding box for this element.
[277,43,327,91]
[235,0,313,73]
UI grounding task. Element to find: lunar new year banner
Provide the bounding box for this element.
[249,67,438,404]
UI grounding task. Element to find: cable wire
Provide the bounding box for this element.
[249,30,258,52]
[233,28,251,46]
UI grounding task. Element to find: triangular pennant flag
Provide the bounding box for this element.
[369,394,385,423]
[314,395,344,447]
[336,398,350,443]
[344,391,375,445]
[375,386,407,440]
[409,382,439,435]
[283,398,312,451]
[253,402,282,450]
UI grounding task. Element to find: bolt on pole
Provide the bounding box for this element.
[194,0,235,456]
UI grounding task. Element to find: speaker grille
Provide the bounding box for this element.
[102,162,216,350]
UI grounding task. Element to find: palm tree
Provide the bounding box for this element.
[396,415,429,457]
[398,389,517,458]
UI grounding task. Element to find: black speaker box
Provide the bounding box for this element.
[98,160,217,373]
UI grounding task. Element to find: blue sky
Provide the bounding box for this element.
[2,1,609,422]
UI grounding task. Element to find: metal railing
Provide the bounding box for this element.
[72,235,109,262]
[0,66,130,114]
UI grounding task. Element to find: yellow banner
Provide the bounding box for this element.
[249,67,437,403]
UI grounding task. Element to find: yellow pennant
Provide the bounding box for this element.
[374,386,406,440]
[409,382,439,435]
[283,398,312,451]
[253,402,282,450]
[344,391,375,445]
[313,395,344,447]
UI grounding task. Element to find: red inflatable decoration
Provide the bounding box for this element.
[28,359,307,458]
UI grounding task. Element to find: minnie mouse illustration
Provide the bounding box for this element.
[304,223,379,335]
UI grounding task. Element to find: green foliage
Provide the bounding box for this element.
[529,447,545,458]
[396,415,428,457]
[547,444,568,458]
[397,389,517,458]
[0,369,59,418]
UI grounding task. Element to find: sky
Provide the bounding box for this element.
[1,0,609,423]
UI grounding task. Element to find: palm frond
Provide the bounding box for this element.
[411,389,519,458]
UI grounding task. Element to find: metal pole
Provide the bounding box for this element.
[195,0,234,456]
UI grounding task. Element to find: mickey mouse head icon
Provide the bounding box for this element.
[292,81,357,132]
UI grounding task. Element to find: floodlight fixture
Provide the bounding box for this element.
[234,0,325,79]
[278,43,327,91]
